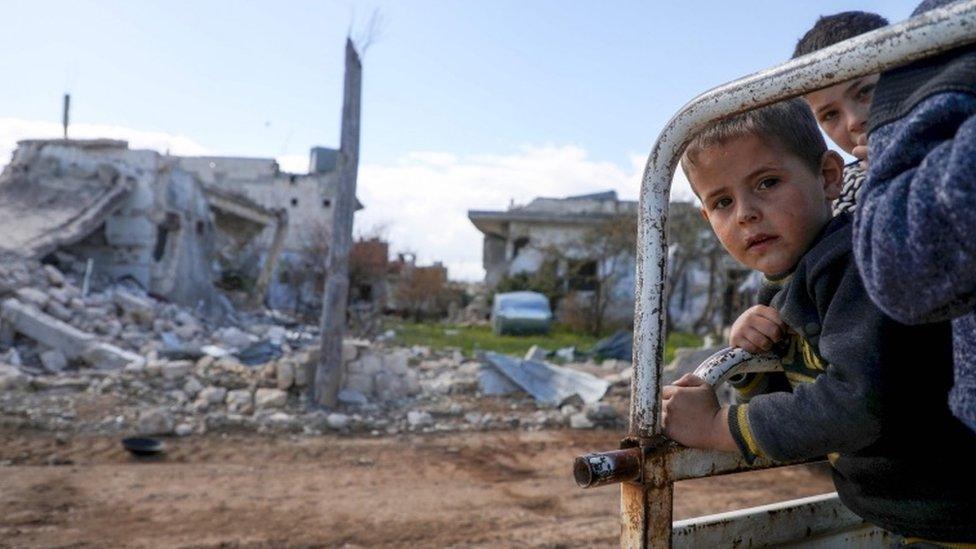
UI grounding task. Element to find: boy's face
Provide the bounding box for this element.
[689,135,842,276]
[803,75,878,159]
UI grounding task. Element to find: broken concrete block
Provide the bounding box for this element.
[43,265,65,287]
[114,291,156,325]
[293,361,309,388]
[275,360,294,390]
[2,298,93,357]
[198,386,227,405]
[47,287,71,305]
[225,389,253,414]
[342,372,373,395]
[183,376,203,399]
[341,340,358,362]
[254,388,287,410]
[407,410,433,429]
[357,353,383,376]
[383,350,410,376]
[15,288,48,309]
[338,388,368,406]
[137,407,175,435]
[374,371,407,401]
[0,364,29,391]
[39,350,68,372]
[81,342,145,370]
[45,301,73,322]
[214,327,253,349]
[326,413,350,430]
[160,360,193,380]
[569,412,595,429]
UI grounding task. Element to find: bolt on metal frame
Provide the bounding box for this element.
[577,2,976,547]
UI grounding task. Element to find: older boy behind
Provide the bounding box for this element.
[662,99,976,542]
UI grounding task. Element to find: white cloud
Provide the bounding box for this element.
[358,145,696,282]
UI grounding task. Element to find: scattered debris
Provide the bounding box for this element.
[479,352,610,406]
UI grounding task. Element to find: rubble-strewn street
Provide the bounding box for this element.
[0,253,635,441]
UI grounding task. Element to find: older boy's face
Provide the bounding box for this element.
[689,135,841,276]
[804,75,878,160]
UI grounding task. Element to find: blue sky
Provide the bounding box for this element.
[0,1,923,280]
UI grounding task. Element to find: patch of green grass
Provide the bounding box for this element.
[388,321,702,363]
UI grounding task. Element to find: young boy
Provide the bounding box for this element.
[854,0,976,436]
[662,99,976,541]
[793,11,888,214]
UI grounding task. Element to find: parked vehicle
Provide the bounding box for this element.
[491,291,553,335]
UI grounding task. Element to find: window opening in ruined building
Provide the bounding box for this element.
[291,198,298,207]
[567,259,598,291]
[322,198,331,208]
[196,221,205,235]
[153,227,169,262]
[512,237,529,258]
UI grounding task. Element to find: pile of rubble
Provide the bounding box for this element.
[0,253,637,438]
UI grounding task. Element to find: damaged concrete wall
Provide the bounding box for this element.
[0,139,225,316]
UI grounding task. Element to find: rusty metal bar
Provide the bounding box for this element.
[618,3,976,547]
[671,493,890,548]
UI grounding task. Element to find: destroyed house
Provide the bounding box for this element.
[0,139,288,315]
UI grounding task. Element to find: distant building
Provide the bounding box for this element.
[468,190,752,334]
[469,191,638,327]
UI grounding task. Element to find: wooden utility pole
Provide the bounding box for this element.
[314,39,362,407]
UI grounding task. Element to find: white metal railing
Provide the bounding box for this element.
[580,2,976,547]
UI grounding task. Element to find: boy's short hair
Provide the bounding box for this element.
[681,98,827,183]
[793,11,889,58]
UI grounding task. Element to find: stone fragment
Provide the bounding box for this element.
[175,423,194,437]
[137,407,175,435]
[47,287,72,305]
[341,340,358,362]
[355,353,383,376]
[43,265,65,287]
[45,301,73,322]
[15,288,49,309]
[160,360,193,380]
[293,361,309,387]
[40,350,68,372]
[275,360,295,390]
[254,388,288,410]
[338,388,368,406]
[113,291,156,325]
[569,412,595,429]
[584,402,618,422]
[374,371,407,401]
[225,389,253,414]
[214,327,253,349]
[343,373,373,395]
[183,376,203,399]
[383,350,410,375]
[407,410,433,429]
[326,413,350,430]
[199,386,227,405]
[0,364,29,391]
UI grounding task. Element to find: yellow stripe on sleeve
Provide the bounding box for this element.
[736,405,763,458]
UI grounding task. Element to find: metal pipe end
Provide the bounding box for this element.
[574,455,595,488]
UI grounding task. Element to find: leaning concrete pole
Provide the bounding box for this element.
[314,39,362,407]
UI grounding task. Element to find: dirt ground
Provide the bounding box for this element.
[0,430,834,548]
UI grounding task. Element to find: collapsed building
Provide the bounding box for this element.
[468,190,752,333]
